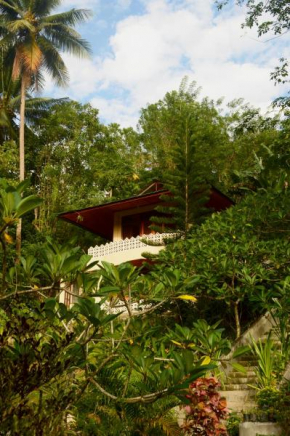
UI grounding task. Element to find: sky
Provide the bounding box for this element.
[45,0,290,128]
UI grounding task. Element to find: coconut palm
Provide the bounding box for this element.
[0,0,91,181]
[0,0,91,254]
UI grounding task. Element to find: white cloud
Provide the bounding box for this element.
[49,0,290,126]
[90,96,138,127]
[116,0,133,10]
[61,54,101,98]
[42,54,102,101]
[58,0,98,9]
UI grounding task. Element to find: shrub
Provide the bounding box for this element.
[182,377,228,435]
[277,381,290,436]
[256,387,280,410]
[226,412,242,436]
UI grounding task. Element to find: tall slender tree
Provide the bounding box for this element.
[0,0,91,253]
[150,114,211,239]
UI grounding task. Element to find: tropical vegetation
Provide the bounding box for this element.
[1,0,290,435]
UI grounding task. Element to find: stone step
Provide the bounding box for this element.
[221,390,256,413]
[229,370,256,377]
[225,376,257,384]
[234,360,257,367]
[222,383,255,390]
[236,354,257,360]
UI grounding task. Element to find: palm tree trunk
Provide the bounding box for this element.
[185,118,189,238]
[19,77,26,182]
[16,77,26,258]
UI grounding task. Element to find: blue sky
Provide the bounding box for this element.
[45,0,290,127]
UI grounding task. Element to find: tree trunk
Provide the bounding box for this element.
[234,300,241,339]
[19,77,26,182]
[0,237,7,292]
[15,77,26,258]
[185,118,189,237]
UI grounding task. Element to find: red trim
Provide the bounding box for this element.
[59,190,166,240]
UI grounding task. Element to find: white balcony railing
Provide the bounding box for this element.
[88,233,177,260]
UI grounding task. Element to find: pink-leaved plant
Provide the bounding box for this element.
[182,377,229,435]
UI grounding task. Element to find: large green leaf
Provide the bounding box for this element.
[16,179,30,194]
[232,345,251,359]
[16,196,43,218]
[231,362,247,374]
[5,190,20,214]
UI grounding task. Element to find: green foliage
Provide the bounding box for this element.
[154,182,290,337]
[0,0,91,86]
[1,63,290,434]
[255,382,290,432]
[0,63,68,146]
[256,387,280,410]
[27,101,144,246]
[0,181,222,434]
[249,335,279,389]
[0,179,42,224]
[217,0,290,37]
[0,295,129,434]
[150,113,211,237]
[255,277,290,367]
[222,99,281,196]
[138,79,230,188]
[0,299,76,433]
[75,391,181,435]
[167,320,231,361]
[276,381,290,435]
[226,413,242,436]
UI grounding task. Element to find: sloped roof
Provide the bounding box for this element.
[58,186,233,241]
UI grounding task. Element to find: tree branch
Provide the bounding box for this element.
[90,378,168,404]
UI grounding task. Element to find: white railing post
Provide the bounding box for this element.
[88,233,177,259]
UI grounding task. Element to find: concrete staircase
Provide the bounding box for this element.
[221,353,257,413]
[219,313,275,413]
[219,312,290,415]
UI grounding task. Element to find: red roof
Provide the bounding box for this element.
[59,187,233,240]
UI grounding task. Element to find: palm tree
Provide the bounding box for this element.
[0,64,68,144]
[0,0,91,254]
[0,0,91,180]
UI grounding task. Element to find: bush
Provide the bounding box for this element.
[277,381,290,436]
[256,387,280,410]
[182,377,228,436]
[255,382,290,432]
[226,413,242,436]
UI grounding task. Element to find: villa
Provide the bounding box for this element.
[59,181,233,268]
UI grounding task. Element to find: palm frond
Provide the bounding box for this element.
[6,18,35,33]
[25,97,69,113]
[32,0,61,17]
[40,8,93,27]
[0,107,11,126]
[24,101,68,125]
[37,35,69,86]
[0,33,18,51]
[43,25,92,57]
[0,0,21,16]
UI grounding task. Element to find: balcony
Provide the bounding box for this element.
[88,233,177,267]
[60,233,177,307]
